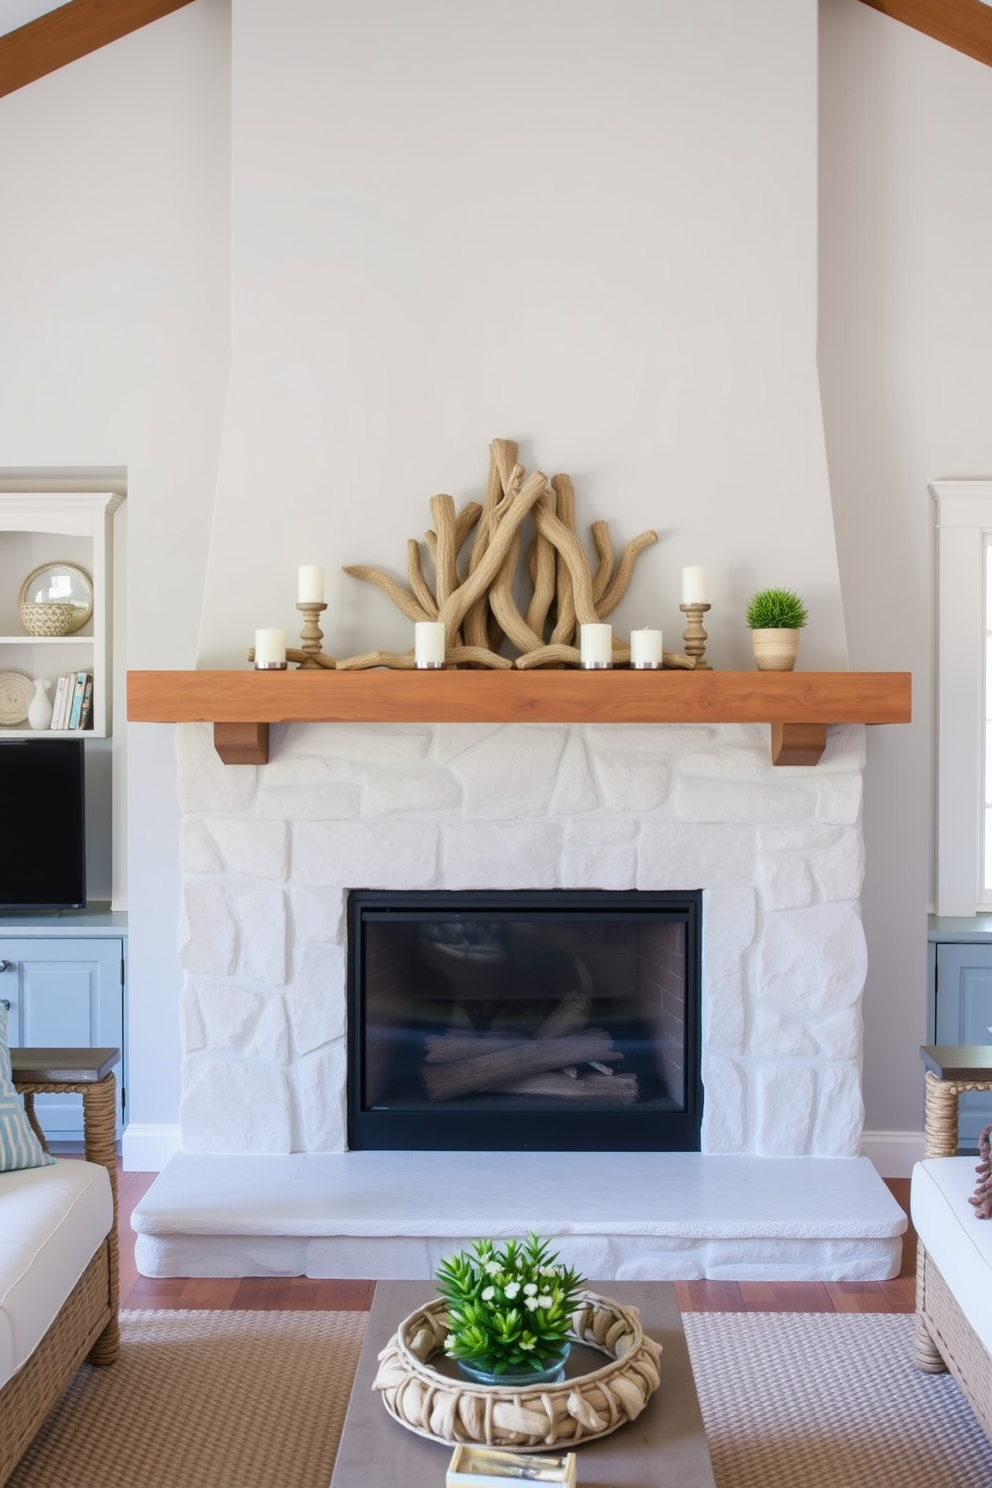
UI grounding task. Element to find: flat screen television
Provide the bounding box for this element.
[0,739,86,911]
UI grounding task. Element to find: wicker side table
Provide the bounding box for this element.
[920,1045,992,1158]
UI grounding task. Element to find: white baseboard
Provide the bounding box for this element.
[122,1123,182,1172]
[861,1130,925,1179]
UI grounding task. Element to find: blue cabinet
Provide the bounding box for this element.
[0,914,126,1143]
[929,918,992,1149]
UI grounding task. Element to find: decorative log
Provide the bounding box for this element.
[424,1033,522,1064]
[422,1031,620,1102]
[536,987,593,1039]
[437,469,550,640]
[493,1071,639,1102]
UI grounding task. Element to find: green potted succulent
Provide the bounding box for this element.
[745,586,808,671]
[436,1232,586,1385]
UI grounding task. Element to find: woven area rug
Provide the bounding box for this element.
[684,1312,992,1488]
[8,1309,992,1488]
[7,1310,368,1488]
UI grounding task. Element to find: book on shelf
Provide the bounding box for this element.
[49,674,69,730]
[76,673,94,730]
[66,671,88,730]
[53,671,76,730]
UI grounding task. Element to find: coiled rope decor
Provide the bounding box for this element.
[372,1290,662,1451]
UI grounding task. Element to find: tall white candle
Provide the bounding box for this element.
[630,628,663,668]
[254,628,286,668]
[580,623,613,668]
[298,565,324,603]
[415,621,446,668]
[681,566,708,605]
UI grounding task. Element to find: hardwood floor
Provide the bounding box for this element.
[117,1170,916,1314]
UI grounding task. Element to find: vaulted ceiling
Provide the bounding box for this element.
[0,0,991,102]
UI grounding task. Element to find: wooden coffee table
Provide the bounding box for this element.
[330,1280,717,1488]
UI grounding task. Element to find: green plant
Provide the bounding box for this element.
[436,1232,586,1375]
[745,587,808,630]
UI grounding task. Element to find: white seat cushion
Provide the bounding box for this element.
[911,1157,992,1358]
[0,1158,112,1384]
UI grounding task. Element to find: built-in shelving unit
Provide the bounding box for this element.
[126,668,912,767]
[0,492,123,738]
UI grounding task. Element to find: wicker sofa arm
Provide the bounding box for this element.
[10,1047,121,1363]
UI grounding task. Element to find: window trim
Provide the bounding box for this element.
[932,480,992,916]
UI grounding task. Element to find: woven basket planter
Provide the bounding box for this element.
[372,1290,662,1451]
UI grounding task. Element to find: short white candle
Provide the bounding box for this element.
[415,621,446,667]
[682,566,708,605]
[254,628,286,667]
[580,623,613,668]
[298,565,324,603]
[630,628,663,667]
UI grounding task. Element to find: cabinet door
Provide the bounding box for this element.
[0,937,124,1141]
[935,943,992,1148]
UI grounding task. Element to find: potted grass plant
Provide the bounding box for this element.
[745,587,808,671]
[436,1232,585,1385]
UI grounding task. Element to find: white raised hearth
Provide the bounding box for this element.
[129,711,909,1280]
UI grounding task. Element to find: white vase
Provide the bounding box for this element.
[750,629,800,671]
[27,678,53,730]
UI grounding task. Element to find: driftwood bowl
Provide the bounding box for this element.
[19,601,77,636]
[372,1290,662,1452]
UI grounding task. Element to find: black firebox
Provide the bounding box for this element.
[346,888,702,1152]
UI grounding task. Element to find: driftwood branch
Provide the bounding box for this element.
[341,438,669,670]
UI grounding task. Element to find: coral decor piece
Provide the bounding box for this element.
[247,440,694,671]
[969,1124,992,1219]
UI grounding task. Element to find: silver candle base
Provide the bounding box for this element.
[580,660,612,670]
[254,661,288,671]
[630,660,663,670]
[415,660,445,670]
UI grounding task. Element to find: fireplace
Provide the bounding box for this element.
[347,889,702,1152]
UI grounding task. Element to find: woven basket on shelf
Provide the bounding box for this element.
[372,1290,662,1452]
[19,601,77,636]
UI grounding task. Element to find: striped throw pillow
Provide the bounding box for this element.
[0,1002,55,1172]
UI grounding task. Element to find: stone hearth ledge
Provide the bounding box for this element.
[131,1151,906,1282]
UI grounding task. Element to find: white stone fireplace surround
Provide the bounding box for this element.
[132,715,906,1282]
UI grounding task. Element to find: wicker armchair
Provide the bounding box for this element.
[0,1054,119,1486]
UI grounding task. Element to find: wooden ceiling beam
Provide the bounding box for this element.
[857,0,992,69]
[0,0,198,100]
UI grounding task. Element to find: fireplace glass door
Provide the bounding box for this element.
[347,889,701,1151]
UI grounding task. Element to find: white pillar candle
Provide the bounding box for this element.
[580,623,613,668]
[298,565,324,603]
[415,621,446,668]
[254,628,286,668]
[630,628,663,668]
[681,566,708,605]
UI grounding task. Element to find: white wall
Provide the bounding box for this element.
[200,0,846,673]
[6,0,987,1162]
[819,0,992,1146]
[0,0,231,1143]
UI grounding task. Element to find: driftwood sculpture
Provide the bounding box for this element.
[340,438,693,670]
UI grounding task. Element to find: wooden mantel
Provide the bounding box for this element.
[126,669,912,767]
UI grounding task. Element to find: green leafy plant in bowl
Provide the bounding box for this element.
[744,587,808,630]
[436,1232,585,1383]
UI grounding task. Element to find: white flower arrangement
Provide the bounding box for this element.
[436,1232,585,1376]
